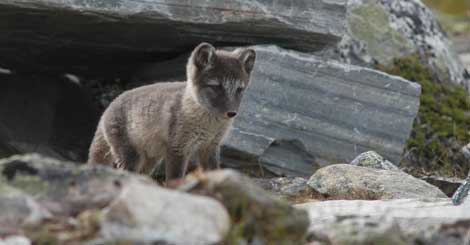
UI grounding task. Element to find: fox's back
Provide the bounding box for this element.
[104,82,186,152]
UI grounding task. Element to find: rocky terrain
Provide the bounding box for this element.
[0,0,469,244]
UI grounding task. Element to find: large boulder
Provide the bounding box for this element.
[296,198,470,244]
[307,164,447,199]
[326,0,470,90]
[0,0,347,78]
[222,45,421,175]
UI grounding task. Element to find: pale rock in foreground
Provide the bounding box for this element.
[182,169,310,244]
[99,179,230,245]
[307,164,446,200]
[0,236,31,245]
[0,154,232,244]
[296,198,470,244]
[0,194,50,236]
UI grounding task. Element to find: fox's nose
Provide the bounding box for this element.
[226,111,237,118]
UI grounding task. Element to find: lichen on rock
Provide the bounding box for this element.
[330,0,469,90]
[350,151,400,171]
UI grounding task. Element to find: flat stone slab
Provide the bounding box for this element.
[0,0,347,77]
[222,46,421,176]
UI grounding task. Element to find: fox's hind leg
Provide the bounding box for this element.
[88,125,114,165]
[102,116,139,172]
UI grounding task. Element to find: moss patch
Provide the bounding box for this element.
[378,55,470,178]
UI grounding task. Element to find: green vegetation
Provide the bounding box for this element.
[423,0,470,34]
[378,55,470,178]
[423,0,470,17]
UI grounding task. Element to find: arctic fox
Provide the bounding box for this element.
[88,43,256,181]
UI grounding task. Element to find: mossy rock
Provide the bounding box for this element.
[183,170,310,244]
[0,154,129,215]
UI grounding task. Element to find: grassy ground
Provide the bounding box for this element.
[424,0,470,35]
[423,0,470,17]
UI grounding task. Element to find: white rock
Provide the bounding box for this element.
[296,198,470,244]
[0,236,31,245]
[99,179,230,245]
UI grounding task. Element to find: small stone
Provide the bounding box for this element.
[350,151,399,171]
[452,176,470,205]
[461,143,470,161]
[252,177,321,203]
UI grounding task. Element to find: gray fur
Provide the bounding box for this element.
[88,43,256,181]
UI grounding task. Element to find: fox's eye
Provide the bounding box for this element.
[207,84,221,90]
[206,80,220,87]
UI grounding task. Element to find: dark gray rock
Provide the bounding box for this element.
[0,0,347,78]
[307,164,447,200]
[0,74,98,162]
[222,46,421,175]
[325,0,470,90]
[421,176,463,197]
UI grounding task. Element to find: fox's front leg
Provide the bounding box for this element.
[165,148,189,181]
[198,143,220,171]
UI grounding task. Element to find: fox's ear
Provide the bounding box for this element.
[191,42,216,70]
[239,48,256,74]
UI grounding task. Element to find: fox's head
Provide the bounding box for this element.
[186,42,256,119]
